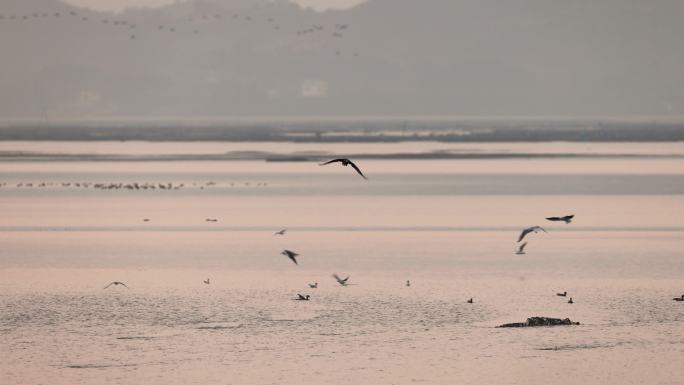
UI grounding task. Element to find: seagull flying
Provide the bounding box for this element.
[103,281,129,290]
[319,158,367,179]
[281,249,299,265]
[274,229,287,236]
[546,214,574,224]
[333,274,349,286]
[518,226,547,242]
[515,242,528,255]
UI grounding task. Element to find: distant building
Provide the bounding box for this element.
[301,80,328,98]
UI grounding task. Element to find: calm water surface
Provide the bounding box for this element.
[1,141,683,385]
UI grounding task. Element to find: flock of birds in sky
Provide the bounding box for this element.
[0,6,357,57]
[274,162,361,300]
[91,156,684,302]
[270,196,579,302]
[97,157,684,305]
[102,158,365,293]
[2,152,677,303]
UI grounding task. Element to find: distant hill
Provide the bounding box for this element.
[1,0,684,119]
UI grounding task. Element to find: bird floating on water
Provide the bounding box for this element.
[673,295,684,302]
[568,297,574,304]
[295,294,310,301]
[103,281,129,290]
[333,274,349,286]
[319,158,367,179]
[515,242,528,255]
[467,298,474,303]
[546,215,574,224]
[308,282,318,288]
[281,249,299,265]
[274,229,287,236]
[518,226,547,242]
[557,291,567,297]
[406,280,411,287]
[203,278,210,284]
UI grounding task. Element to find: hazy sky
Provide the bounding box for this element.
[61,0,366,12]
[3,0,684,118]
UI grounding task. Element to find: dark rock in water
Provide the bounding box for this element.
[498,317,580,328]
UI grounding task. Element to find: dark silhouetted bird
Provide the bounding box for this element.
[282,249,299,265]
[103,281,129,290]
[319,158,367,179]
[546,215,574,224]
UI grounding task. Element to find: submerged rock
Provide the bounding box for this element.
[498,317,580,328]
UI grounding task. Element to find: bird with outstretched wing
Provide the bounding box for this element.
[281,249,299,265]
[518,226,547,242]
[546,214,574,224]
[332,274,350,286]
[319,158,367,179]
[103,281,129,290]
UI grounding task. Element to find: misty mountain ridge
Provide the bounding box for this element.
[1,0,683,119]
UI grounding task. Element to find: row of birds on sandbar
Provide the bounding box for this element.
[2,159,364,192]
[142,218,219,222]
[0,180,267,190]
